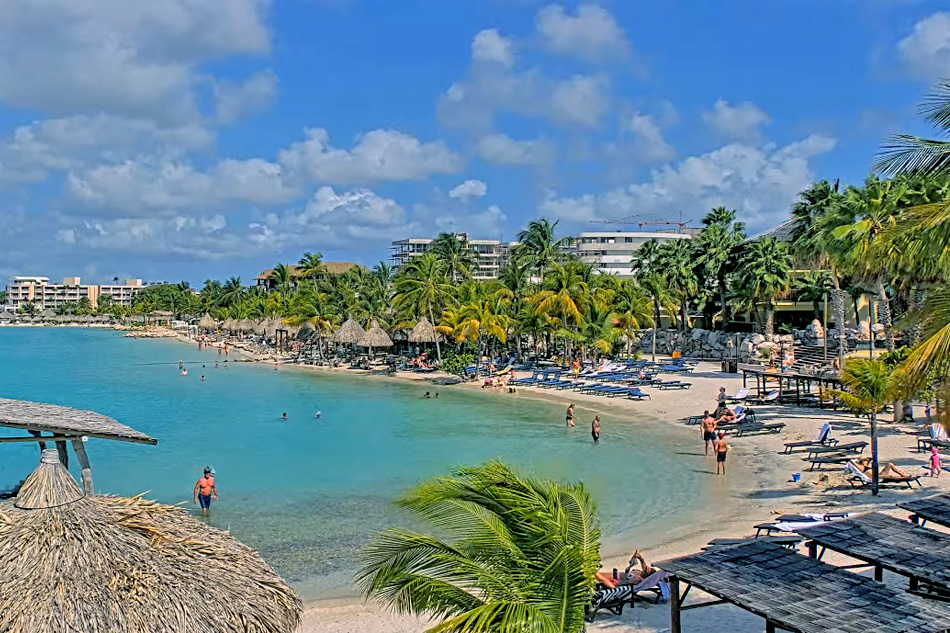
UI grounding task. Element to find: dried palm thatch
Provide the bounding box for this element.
[264,317,282,338]
[333,317,365,344]
[222,318,236,331]
[198,314,217,329]
[253,319,268,335]
[0,398,156,445]
[0,449,302,633]
[0,312,13,321]
[408,315,441,343]
[358,320,393,348]
[237,318,256,332]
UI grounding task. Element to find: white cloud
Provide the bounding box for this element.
[536,4,630,62]
[540,134,837,231]
[448,179,488,201]
[279,128,463,185]
[472,29,514,68]
[276,186,410,246]
[620,112,675,162]
[215,69,279,123]
[702,99,772,142]
[897,12,950,80]
[551,74,610,126]
[0,0,270,121]
[476,133,556,166]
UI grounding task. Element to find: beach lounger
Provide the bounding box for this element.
[704,535,802,551]
[585,571,670,622]
[846,461,923,489]
[918,438,950,453]
[726,388,749,403]
[626,388,650,400]
[553,381,583,390]
[510,371,541,386]
[654,381,692,390]
[748,390,780,405]
[806,454,854,471]
[784,423,836,453]
[732,422,785,437]
[805,441,867,459]
[754,513,850,536]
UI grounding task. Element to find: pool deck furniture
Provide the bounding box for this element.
[658,539,950,633]
[783,437,839,453]
[900,494,950,529]
[799,511,950,598]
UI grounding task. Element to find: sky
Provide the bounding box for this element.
[0,0,947,285]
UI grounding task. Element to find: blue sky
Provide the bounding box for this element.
[0,1,947,285]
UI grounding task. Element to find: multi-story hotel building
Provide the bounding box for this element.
[390,234,517,280]
[2,277,146,312]
[574,231,693,277]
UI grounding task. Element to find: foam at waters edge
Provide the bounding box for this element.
[0,327,710,600]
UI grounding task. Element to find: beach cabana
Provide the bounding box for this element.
[237,318,256,333]
[198,313,217,330]
[658,539,950,633]
[0,448,302,633]
[409,315,441,344]
[333,317,365,344]
[358,319,393,357]
[0,312,13,322]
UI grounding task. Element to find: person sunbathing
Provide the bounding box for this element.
[716,408,737,423]
[852,457,910,481]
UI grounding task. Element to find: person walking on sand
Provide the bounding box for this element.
[701,411,718,456]
[714,430,729,475]
[591,416,601,443]
[566,404,576,427]
[931,446,942,478]
[716,387,727,412]
[193,467,219,515]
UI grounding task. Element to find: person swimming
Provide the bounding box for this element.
[179,360,184,370]
[281,412,288,420]
[181,369,188,376]
[423,392,431,399]
[315,411,322,419]
[200,375,205,381]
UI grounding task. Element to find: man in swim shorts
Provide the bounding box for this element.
[193,467,219,515]
[714,431,729,476]
[591,416,601,443]
[701,411,717,456]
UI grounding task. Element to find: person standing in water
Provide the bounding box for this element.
[565,404,576,427]
[193,467,219,515]
[179,360,184,370]
[591,416,601,443]
[714,430,729,475]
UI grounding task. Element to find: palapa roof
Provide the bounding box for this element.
[409,315,441,343]
[0,398,157,445]
[0,449,301,633]
[237,318,256,332]
[333,317,366,343]
[198,313,217,329]
[0,312,14,320]
[358,320,393,348]
[255,262,358,280]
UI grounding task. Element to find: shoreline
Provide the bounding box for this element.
[145,330,950,632]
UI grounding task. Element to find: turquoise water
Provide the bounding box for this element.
[0,328,710,598]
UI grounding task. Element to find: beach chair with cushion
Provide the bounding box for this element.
[805,441,867,459]
[806,454,854,471]
[626,388,651,401]
[783,423,836,454]
[845,461,923,489]
[510,371,541,386]
[748,390,780,405]
[726,388,750,403]
[732,422,785,437]
[585,571,670,622]
[655,380,692,390]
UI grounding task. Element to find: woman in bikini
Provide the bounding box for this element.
[566,404,576,427]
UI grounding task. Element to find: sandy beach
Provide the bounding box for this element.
[151,331,950,632]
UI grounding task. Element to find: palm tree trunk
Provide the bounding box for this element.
[831,278,847,358]
[876,283,895,352]
[719,280,729,331]
[765,300,775,338]
[429,307,442,363]
[870,412,879,496]
[680,298,689,334]
[813,301,821,321]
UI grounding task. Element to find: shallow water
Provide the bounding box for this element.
[0,328,711,598]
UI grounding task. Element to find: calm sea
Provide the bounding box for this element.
[0,327,711,599]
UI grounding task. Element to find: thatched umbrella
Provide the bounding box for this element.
[238,318,256,333]
[253,319,268,335]
[198,314,217,330]
[264,317,282,338]
[0,449,302,632]
[0,312,13,321]
[333,317,365,344]
[409,316,441,343]
[358,319,393,358]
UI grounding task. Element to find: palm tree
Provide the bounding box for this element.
[220,276,245,308]
[394,253,454,362]
[19,301,39,317]
[655,240,697,333]
[516,218,574,280]
[357,460,600,633]
[735,237,792,337]
[498,257,533,357]
[298,251,326,280]
[831,358,899,495]
[430,233,478,281]
[610,280,654,356]
[696,208,746,329]
[443,292,511,376]
[876,79,950,179]
[268,264,294,292]
[793,271,834,321]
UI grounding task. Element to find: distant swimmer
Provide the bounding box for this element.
[200,375,206,382]
[181,369,188,376]
[591,416,601,443]
[281,412,288,420]
[275,363,279,370]
[435,393,439,399]
[214,362,218,368]
[423,392,431,399]
[193,467,219,515]
[315,411,322,419]
[179,360,184,370]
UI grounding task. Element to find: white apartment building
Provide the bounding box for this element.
[3,276,145,312]
[390,234,517,280]
[575,231,693,276]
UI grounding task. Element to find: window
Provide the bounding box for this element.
[625,237,633,243]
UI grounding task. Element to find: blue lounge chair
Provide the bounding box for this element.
[510,371,541,386]
[626,388,650,400]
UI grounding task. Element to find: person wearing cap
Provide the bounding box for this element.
[713,431,729,476]
[193,467,219,515]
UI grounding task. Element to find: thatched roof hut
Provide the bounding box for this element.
[0,449,302,632]
[409,315,441,343]
[333,317,365,344]
[237,318,256,332]
[358,320,393,348]
[198,314,217,329]
[0,312,13,321]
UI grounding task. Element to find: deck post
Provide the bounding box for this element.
[766,621,776,633]
[71,438,94,494]
[27,429,46,453]
[909,577,919,592]
[807,541,817,558]
[874,564,883,582]
[55,440,69,470]
[669,576,682,633]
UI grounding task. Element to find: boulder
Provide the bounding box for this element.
[751,334,765,345]
[691,328,706,341]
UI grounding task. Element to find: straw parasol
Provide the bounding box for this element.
[333,317,365,344]
[0,312,13,321]
[253,319,268,335]
[409,315,441,343]
[0,449,302,632]
[358,319,393,353]
[238,318,256,332]
[198,313,217,330]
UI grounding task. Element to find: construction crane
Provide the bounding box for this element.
[588,213,691,233]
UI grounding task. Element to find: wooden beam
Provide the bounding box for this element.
[670,577,682,633]
[27,429,46,452]
[71,438,94,494]
[0,434,80,443]
[55,440,69,470]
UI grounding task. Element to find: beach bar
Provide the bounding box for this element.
[659,539,950,633]
[0,397,157,494]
